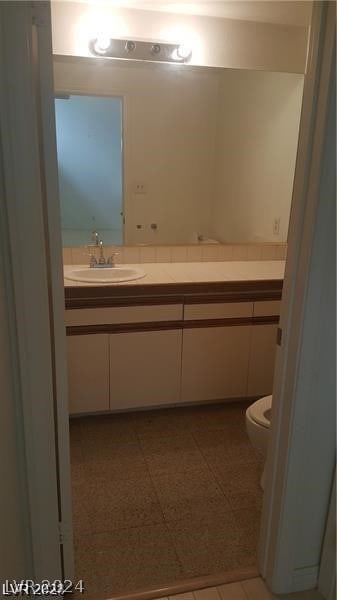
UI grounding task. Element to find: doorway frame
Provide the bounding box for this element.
[0,0,335,590]
[259,0,336,593]
[0,0,74,581]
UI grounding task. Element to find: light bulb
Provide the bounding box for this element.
[177,43,192,60]
[93,35,111,54]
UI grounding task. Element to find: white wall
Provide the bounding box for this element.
[211,70,304,243]
[51,1,309,74]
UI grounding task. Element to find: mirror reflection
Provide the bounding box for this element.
[54,56,303,246]
[55,93,123,245]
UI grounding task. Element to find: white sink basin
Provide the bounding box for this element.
[65,266,146,284]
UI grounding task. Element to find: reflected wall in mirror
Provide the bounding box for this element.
[54,56,304,246]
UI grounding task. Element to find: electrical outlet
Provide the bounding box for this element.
[134,182,146,194]
[273,217,281,236]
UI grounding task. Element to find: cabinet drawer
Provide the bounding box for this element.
[253,300,281,317]
[184,302,253,321]
[65,304,183,326]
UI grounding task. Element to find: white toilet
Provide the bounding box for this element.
[245,395,272,489]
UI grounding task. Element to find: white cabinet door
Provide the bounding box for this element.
[109,329,182,409]
[67,334,110,414]
[181,325,251,403]
[247,324,278,397]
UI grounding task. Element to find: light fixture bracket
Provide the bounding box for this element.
[89,38,192,63]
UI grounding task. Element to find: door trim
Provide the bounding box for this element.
[0,0,73,581]
[318,471,336,600]
[259,1,336,593]
[33,1,74,579]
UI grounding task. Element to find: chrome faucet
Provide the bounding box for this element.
[87,231,119,268]
[98,240,106,265]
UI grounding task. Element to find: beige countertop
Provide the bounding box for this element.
[64,260,285,287]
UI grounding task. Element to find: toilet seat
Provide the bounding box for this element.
[247,395,272,429]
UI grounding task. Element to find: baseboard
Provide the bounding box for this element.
[108,567,259,600]
[70,396,259,418]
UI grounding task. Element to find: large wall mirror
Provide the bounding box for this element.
[54,55,304,246]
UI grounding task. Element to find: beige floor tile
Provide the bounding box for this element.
[193,428,249,452]
[74,524,184,595]
[81,440,149,481]
[279,592,324,599]
[70,460,87,485]
[69,438,86,484]
[241,578,273,599]
[213,460,262,495]
[227,490,263,511]
[194,587,221,599]
[141,582,323,600]
[69,435,84,461]
[242,577,324,599]
[217,581,247,599]
[71,402,262,593]
[214,461,263,511]
[132,407,190,439]
[69,419,88,442]
[72,475,163,535]
[183,402,249,432]
[140,433,208,476]
[231,508,261,551]
[167,512,254,577]
[194,428,260,469]
[151,466,231,522]
[71,413,137,444]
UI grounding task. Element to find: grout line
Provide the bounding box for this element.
[190,431,232,509]
[134,420,187,577]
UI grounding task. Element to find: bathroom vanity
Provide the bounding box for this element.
[64,261,283,415]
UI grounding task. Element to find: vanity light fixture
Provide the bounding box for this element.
[92,35,112,55]
[151,43,161,56]
[125,40,136,53]
[89,37,192,63]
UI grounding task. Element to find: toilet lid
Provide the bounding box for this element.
[248,395,272,428]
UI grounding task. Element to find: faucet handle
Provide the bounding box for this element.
[107,252,119,267]
[86,253,97,267]
[97,239,106,264]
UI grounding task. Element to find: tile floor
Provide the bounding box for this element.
[155,578,324,599]
[70,401,264,598]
